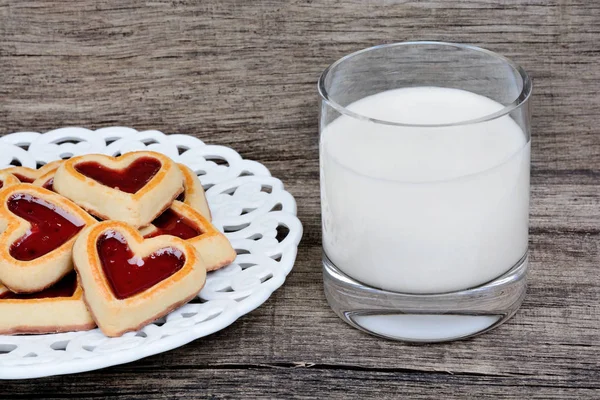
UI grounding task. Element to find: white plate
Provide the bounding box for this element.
[0,127,302,379]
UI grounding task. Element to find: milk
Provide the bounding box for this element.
[321,87,530,294]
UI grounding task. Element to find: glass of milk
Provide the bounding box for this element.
[319,42,532,342]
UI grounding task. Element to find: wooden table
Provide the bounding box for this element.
[1,1,599,398]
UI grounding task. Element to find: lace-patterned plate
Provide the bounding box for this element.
[0,127,302,379]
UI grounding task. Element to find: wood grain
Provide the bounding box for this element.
[1,0,599,398]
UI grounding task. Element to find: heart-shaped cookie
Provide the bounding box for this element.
[140,200,236,271]
[0,272,95,334]
[5,160,64,184]
[177,164,211,221]
[0,184,97,293]
[73,220,206,337]
[53,151,183,228]
[0,171,20,190]
[32,169,57,191]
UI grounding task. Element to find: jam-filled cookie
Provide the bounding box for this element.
[5,160,64,184]
[140,200,236,271]
[0,272,96,334]
[0,184,97,293]
[177,164,211,221]
[32,169,58,191]
[53,151,184,228]
[73,221,206,337]
[0,171,20,190]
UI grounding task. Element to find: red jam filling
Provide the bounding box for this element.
[8,193,85,261]
[0,180,3,189]
[97,231,185,299]
[144,209,202,240]
[0,272,77,300]
[74,157,161,194]
[13,174,34,183]
[42,178,54,191]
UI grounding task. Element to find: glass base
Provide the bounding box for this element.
[323,253,528,343]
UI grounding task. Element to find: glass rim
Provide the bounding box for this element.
[317,41,532,128]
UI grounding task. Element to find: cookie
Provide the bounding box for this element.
[0,184,97,293]
[32,169,57,191]
[0,272,95,335]
[140,200,236,271]
[53,151,184,228]
[5,160,64,184]
[0,171,20,190]
[177,164,211,221]
[73,220,206,337]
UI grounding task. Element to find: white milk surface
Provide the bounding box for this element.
[321,87,530,294]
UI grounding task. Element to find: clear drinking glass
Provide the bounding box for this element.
[318,42,532,342]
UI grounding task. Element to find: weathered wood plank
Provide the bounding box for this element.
[4,367,600,399]
[1,0,599,398]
